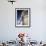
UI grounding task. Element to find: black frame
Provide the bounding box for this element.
[15,8,31,28]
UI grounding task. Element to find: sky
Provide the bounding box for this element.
[17,10,23,20]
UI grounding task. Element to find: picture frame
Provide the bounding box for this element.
[15,8,31,28]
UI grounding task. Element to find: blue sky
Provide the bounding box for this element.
[17,10,23,20]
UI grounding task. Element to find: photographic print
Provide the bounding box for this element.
[15,8,31,27]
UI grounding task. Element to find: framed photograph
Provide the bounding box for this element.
[15,8,31,27]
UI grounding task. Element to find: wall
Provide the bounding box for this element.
[0,0,46,42]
